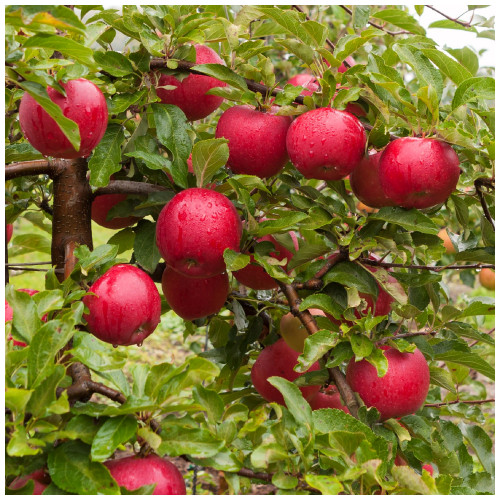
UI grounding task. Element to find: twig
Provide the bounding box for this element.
[357,258,494,271]
[93,180,169,197]
[424,398,494,408]
[6,266,51,272]
[474,178,495,231]
[340,5,410,36]
[425,5,472,28]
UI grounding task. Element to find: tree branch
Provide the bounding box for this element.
[93,180,168,198]
[357,258,494,271]
[474,177,495,231]
[424,398,494,408]
[5,159,65,180]
[424,5,472,28]
[340,5,410,35]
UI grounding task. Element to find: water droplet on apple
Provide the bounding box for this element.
[137,341,143,347]
[113,344,118,348]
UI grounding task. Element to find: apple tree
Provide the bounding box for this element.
[5,4,495,495]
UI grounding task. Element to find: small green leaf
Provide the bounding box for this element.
[451,76,495,109]
[94,50,135,77]
[193,384,225,424]
[299,293,344,321]
[304,474,344,494]
[268,376,312,427]
[192,138,229,187]
[223,248,250,272]
[133,220,162,273]
[192,63,248,91]
[158,426,224,458]
[371,207,439,234]
[91,415,138,461]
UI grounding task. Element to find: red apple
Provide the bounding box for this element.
[379,137,461,209]
[308,384,349,413]
[479,268,495,290]
[233,233,297,290]
[156,188,242,278]
[346,346,430,421]
[350,150,395,208]
[91,194,140,229]
[215,105,292,178]
[161,266,229,320]
[9,469,50,494]
[6,223,13,243]
[18,78,108,159]
[105,454,186,495]
[251,338,321,405]
[83,264,161,346]
[156,44,227,121]
[286,107,366,180]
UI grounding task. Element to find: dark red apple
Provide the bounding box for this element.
[156,188,242,278]
[9,469,50,494]
[251,338,321,405]
[379,137,460,209]
[18,78,108,159]
[83,264,161,346]
[7,223,13,243]
[105,454,186,495]
[308,384,350,412]
[346,346,430,421]
[91,194,140,229]
[350,150,396,208]
[233,233,297,290]
[286,107,366,180]
[161,266,229,320]
[156,44,227,121]
[215,105,292,178]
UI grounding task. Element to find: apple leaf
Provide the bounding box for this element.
[429,366,457,393]
[133,220,161,273]
[256,213,309,236]
[48,440,120,494]
[250,442,291,469]
[191,138,229,188]
[5,143,44,162]
[90,415,138,461]
[299,293,344,320]
[421,48,473,85]
[125,150,172,171]
[189,450,244,473]
[391,465,435,494]
[350,334,374,360]
[191,63,248,91]
[158,426,224,458]
[5,388,33,415]
[324,262,379,297]
[372,9,426,35]
[94,50,135,76]
[446,47,478,76]
[446,321,495,345]
[5,285,40,344]
[223,248,250,272]
[370,207,439,234]
[451,76,495,110]
[192,384,225,424]
[463,425,494,475]
[433,351,494,381]
[454,247,495,264]
[9,233,51,257]
[297,330,340,372]
[26,365,66,418]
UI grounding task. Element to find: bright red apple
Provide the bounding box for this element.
[83,264,161,346]
[251,338,321,405]
[308,384,349,413]
[18,78,108,159]
[105,454,186,495]
[346,346,430,421]
[7,223,13,243]
[215,105,292,178]
[379,137,460,209]
[286,107,366,180]
[233,233,297,290]
[91,194,140,229]
[156,188,242,278]
[350,150,395,208]
[9,469,50,494]
[156,44,227,121]
[161,266,229,320]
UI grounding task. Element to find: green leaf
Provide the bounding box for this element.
[446,47,478,76]
[350,334,374,360]
[76,244,118,276]
[91,415,138,461]
[372,9,426,35]
[5,143,44,163]
[446,322,494,345]
[454,247,495,264]
[133,220,162,273]
[66,415,100,445]
[429,366,456,393]
[48,440,119,494]
[451,77,495,109]
[463,425,494,475]
[193,385,225,424]
[192,63,248,91]
[152,103,191,188]
[324,262,379,297]
[297,330,339,372]
[391,465,434,494]
[365,347,389,376]
[250,442,290,469]
[223,248,250,272]
[108,89,146,114]
[9,233,51,257]
[158,426,224,458]
[272,470,299,490]
[353,6,370,29]
[268,376,312,428]
[299,293,344,321]
[421,48,473,84]
[23,33,95,66]
[94,50,135,77]
[5,286,40,344]
[5,388,33,414]
[26,365,66,418]
[433,350,494,381]
[192,138,229,187]
[88,124,125,187]
[256,213,309,236]
[371,207,439,234]
[125,150,171,171]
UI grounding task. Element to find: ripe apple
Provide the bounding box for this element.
[7,223,13,243]
[156,44,227,121]
[105,454,186,495]
[215,105,292,178]
[280,308,326,353]
[233,233,297,290]
[308,384,349,413]
[438,228,455,254]
[350,150,395,208]
[286,107,366,180]
[346,346,430,421]
[91,194,140,229]
[156,188,242,278]
[161,266,229,320]
[479,268,495,290]
[379,137,461,209]
[18,78,108,159]
[83,264,161,346]
[9,469,50,494]
[251,338,321,405]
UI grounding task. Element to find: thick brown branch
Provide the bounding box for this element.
[424,398,494,408]
[5,159,64,180]
[357,258,494,271]
[475,178,495,231]
[93,180,169,198]
[424,5,472,28]
[87,381,127,404]
[340,5,410,35]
